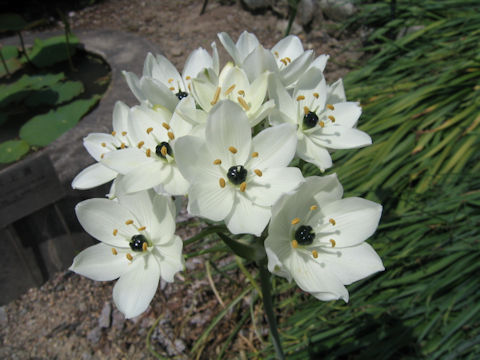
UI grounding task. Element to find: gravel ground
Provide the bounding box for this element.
[0,1,365,358]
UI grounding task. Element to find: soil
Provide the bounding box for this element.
[0,1,365,359]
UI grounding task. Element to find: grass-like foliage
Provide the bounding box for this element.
[262,1,480,358]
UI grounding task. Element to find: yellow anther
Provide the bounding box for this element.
[326,104,335,111]
[160,145,168,157]
[121,131,127,136]
[188,83,192,91]
[330,239,336,248]
[168,78,174,83]
[161,123,170,131]
[285,56,291,63]
[213,159,222,165]
[138,226,146,231]
[291,217,300,225]
[113,229,118,236]
[219,178,226,188]
[328,115,336,123]
[126,253,133,261]
[228,146,238,154]
[146,148,151,157]
[254,169,263,177]
[313,92,319,99]
[120,143,126,149]
[251,151,259,158]
[186,75,191,80]
[237,96,250,111]
[101,142,106,147]
[111,248,118,255]
[312,250,318,259]
[239,182,247,192]
[100,154,105,159]
[291,240,298,248]
[310,205,318,211]
[296,95,305,101]
[169,86,175,91]
[142,242,148,252]
[329,218,336,226]
[274,51,279,58]
[280,58,288,65]
[137,141,144,148]
[237,90,245,96]
[319,121,325,128]
[304,106,310,115]
[111,131,117,136]
[211,86,221,105]
[224,84,236,95]
[125,219,134,225]
[146,127,154,134]
[168,131,175,140]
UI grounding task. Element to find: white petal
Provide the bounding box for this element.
[236,31,260,62]
[280,50,314,86]
[139,77,178,112]
[249,99,275,127]
[329,102,361,128]
[191,76,216,112]
[113,255,160,319]
[320,243,384,285]
[246,167,304,206]
[183,47,214,80]
[72,163,117,189]
[161,165,190,196]
[187,181,235,221]
[151,54,182,86]
[152,235,184,282]
[242,46,277,83]
[246,71,269,114]
[327,78,346,103]
[206,100,251,166]
[318,197,382,247]
[310,126,372,150]
[295,67,327,111]
[225,193,271,236]
[84,133,116,161]
[268,75,297,123]
[211,41,220,75]
[309,54,330,72]
[128,105,170,147]
[296,134,333,171]
[249,123,297,169]
[112,101,130,134]
[272,35,304,60]
[123,71,145,103]
[75,198,136,247]
[265,247,292,282]
[102,148,154,174]
[69,243,129,281]
[120,162,170,193]
[218,32,242,64]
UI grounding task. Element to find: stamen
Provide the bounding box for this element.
[239,182,247,192]
[237,97,250,111]
[121,131,127,136]
[318,121,325,128]
[101,142,106,147]
[251,152,259,158]
[329,218,336,226]
[137,141,144,149]
[121,143,126,149]
[188,83,192,92]
[312,250,318,259]
[169,86,175,91]
[280,58,288,65]
[125,219,134,225]
[254,169,262,177]
[211,86,221,105]
[224,84,236,95]
[146,127,153,134]
[313,93,319,99]
[291,240,298,248]
[111,131,117,136]
[100,154,105,159]
[330,239,336,248]
[162,122,170,130]
[142,242,148,252]
[146,148,151,157]
[310,205,318,211]
[160,145,168,157]
[113,229,118,236]
[186,76,191,80]
[328,115,336,123]
[168,131,175,140]
[304,106,310,115]
[326,104,335,111]
[138,226,146,231]
[237,90,245,96]
[228,146,238,154]
[296,95,305,101]
[219,178,226,188]
[126,253,133,261]
[274,51,279,58]
[291,217,300,225]
[285,56,292,63]
[112,248,118,255]
[213,159,222,165]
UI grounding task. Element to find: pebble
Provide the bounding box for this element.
[0,306,7,327]
[87,327,102,344]
[98,301,112,328]
[112,309,126,330]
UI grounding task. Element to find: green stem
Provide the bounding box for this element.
[259,263,285,359]
[17,31,34,68]
[285,0,299,37]
[183,225,226,246]
[0,49,10,75]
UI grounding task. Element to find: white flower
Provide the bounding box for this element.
[190,62,274,127]
[218,31,314,87]
[268,67,372,171]
[123,43,219,112]
[265,175,384,302]
[72,101,132,190]
[173,100,304,236]
[70,190,183,319]
[101,98,195,196]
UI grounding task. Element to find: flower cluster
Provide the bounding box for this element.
[70,31,383,319]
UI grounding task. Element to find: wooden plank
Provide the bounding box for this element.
[0,152,64,228]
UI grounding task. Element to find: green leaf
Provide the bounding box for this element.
[29,35,79,68]
[25,81,84,107]
[0,13,27,32]
[19,96,100,147]
[0,140,29,163]
[218,233,266,261]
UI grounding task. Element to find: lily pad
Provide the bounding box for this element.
[0,13,27,32]
[0,139,29,164]
[29,35,79,68]
[19,96,100,147]
[25,81,84,107]
[0,45,21,77]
